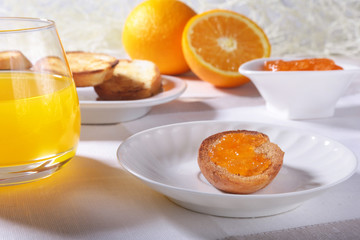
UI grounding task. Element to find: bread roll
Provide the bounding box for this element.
[94,59,162,100]
[66,51,119,87]
[33,56,68,75]
[198,130,284,194]
[0,50,32,70]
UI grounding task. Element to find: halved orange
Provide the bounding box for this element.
[182,9,271,88]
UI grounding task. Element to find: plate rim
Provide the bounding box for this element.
[117,120,358,199]
[78,75,187,109]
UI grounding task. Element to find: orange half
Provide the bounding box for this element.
[182,9,271,88]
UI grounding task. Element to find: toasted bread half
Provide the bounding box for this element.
[0,50,32,70]
[94,59,162,100]
[66,51,119,87]
[33,56,68,75]
[198,130,284,194]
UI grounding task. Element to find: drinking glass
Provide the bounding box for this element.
[0,17,81,185]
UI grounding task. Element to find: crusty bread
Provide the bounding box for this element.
[0,50,32,70]
[33,56,68,75]
[94,59,162,100]
[66,51,119,87]
[198,130,284,194]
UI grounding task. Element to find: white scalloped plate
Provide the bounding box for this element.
[117,121,357,218]
[77,75,186,124]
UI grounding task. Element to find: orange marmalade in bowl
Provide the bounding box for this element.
[264,58,343,71]
[209,132,271,177]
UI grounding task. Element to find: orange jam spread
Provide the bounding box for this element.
[264,58,343,71]
[209,132,271,176]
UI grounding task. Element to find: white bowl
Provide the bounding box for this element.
[239,57,360,119]
[117,121,357,217]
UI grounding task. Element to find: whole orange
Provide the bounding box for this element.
[122,0,196,75]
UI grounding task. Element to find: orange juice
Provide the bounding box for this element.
[0,72,80,167]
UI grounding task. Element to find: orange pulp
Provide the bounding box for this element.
[209,133,271,176]
[264,58,343,71]
[182,9,271,88]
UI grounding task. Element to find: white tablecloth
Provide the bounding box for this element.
[1,63,360,239]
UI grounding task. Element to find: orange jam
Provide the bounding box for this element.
[264,58,343,71]
[209,133,271,176]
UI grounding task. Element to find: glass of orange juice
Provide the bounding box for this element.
[0,17,81,185]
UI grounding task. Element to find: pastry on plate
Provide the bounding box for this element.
[198,130,284,194]
[66,51,119,87]
[94,59,162,100]
[0,50,32,70]
[33,56,68,75]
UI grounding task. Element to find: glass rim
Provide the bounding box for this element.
[0,17,55,33]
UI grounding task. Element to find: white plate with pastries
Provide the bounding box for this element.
[117,121,357,218]
[65,53,186,124]
[77,75,186,124]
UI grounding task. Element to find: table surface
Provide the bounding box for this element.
[1,60,360,240]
